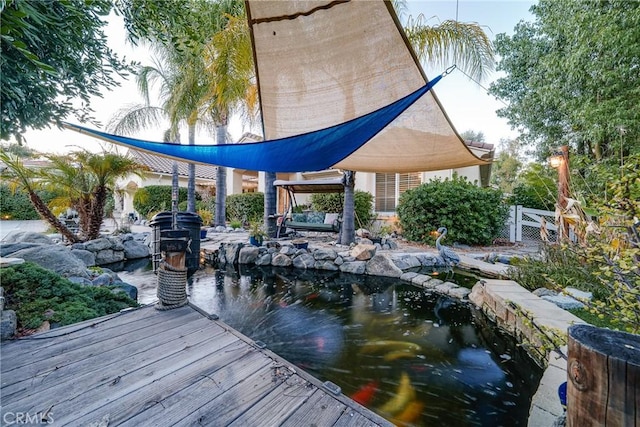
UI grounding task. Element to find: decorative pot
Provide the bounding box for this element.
[200,229,208,239]
[249,236,263,247]
[292,239,308,250]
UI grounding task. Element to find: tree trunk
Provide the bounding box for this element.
[264,172,277,237]
[87,185,108,240]
[214,125,227,227]
[172,160,179,229]
[28,190,79,243]
[187,124,197,213]
[339,171,356,245]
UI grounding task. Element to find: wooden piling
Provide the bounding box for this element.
[567,324,640,426]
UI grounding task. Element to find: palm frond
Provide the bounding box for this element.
[405,16,495,82]
[106,104,168,135]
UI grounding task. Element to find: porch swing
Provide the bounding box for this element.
[273,178,345,238]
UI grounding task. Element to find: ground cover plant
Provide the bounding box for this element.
[1,262,138,333]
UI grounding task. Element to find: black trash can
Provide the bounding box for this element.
[149,211,203,276]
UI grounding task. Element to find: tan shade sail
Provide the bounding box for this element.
[246,0,488,173]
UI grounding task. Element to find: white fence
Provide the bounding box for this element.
[500,206,559,244]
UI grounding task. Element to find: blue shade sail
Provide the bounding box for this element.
[63,75,441,173]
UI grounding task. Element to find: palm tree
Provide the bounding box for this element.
[40,150,147,241]
[204,11,259,227]
[0,151,79,243]
[108,54,183,217]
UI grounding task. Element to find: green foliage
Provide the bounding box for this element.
[0,143,37,158]
[226,192,264,223]
[504,163,556,210]
[0,262,138,330]
[310,191,374,228]
[134,186,189,218]
[509,159,639,333]
[1,0,134,142]
[490,0,640,161]
[397,176,508,245]
[0,185,58,220]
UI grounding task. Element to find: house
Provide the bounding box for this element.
[117,133,493,221]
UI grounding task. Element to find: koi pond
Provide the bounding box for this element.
[117,262,542,426]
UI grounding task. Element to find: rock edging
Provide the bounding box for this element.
[215,241,472,300]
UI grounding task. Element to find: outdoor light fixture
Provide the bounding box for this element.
[549,149,565,169]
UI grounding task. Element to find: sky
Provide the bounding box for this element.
[17,0,535,155]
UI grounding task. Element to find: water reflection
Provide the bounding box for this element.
[117,262,541,426]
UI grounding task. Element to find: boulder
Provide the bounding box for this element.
[292,253,315,269]
[122,239,150,259]
[84,237,112,252]
[390,254,421,271]
[2,231,53,244]
[111,283,138,301]
[10,245,89,278]
[0,242,43,257]
[314,260,339,271]
[313,248,338,261]
[364,254,402,278]
[71,249,96,267]
[339,261,367,275]
[92,273,114,286]
[279,245,297,256]
[238,246,260,264]
[541,295,585,310]
[94,249,125,265]
[221,243,244,265]
[271,253,292,267]
[350,244,376,261]
[255,253,272,266]
[1,310,17,340]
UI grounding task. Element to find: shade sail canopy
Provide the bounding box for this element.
[246,0,487,172]
[63,76,441,173]
[64,0,488,174]
[274,177,344,193]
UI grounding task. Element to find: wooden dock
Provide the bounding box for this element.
[1,304,392,426]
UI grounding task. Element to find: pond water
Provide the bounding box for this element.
[116,261,542,426]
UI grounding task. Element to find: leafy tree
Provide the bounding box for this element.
[489,0,640,162]
[460,130,486,143]
[1,0,134,142]
[133,185,191,219]
[490,138,524,195]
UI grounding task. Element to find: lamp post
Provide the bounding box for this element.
[549,145,570,240]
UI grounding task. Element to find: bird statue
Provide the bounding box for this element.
[436,227,460,269]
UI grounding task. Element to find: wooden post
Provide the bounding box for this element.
[567,324,640,426]
[556,145,570,240]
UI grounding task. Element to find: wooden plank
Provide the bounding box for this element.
[1,308,206,380]
[1,305,195,366]
[334,408,386,427]
[3,326,242,422]
[227,374,316,426]
[280,389,347,426]
[2,316,217,401]
[117,351,273,426]
[171,361,283,426]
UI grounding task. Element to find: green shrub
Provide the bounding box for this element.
[133,186,196,218]
[0,185,58,220]
[0,262,138,330]
[226,192,264,223]
[396,176,509,245]
[310,190,374,228]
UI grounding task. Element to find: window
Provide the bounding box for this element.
[375,172,421,212]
